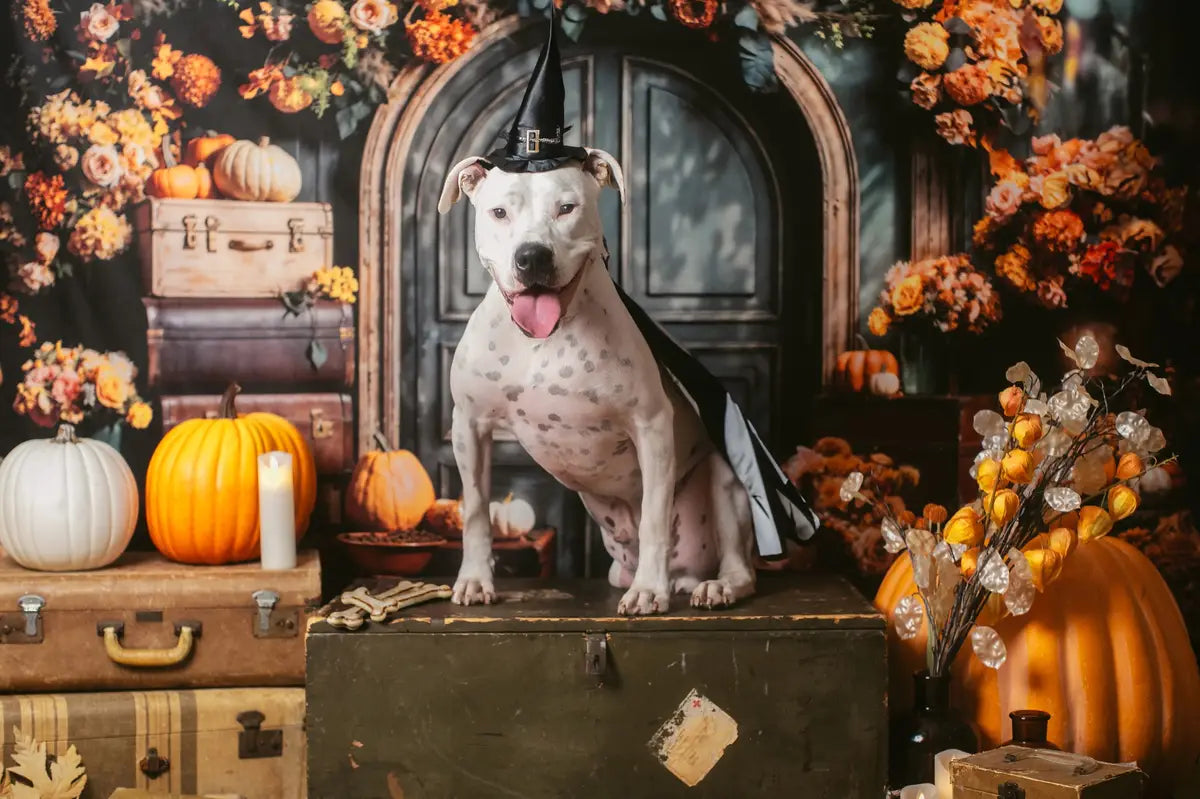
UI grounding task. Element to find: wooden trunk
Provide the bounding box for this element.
[951,746,1147,799]
[0,688,305,798]
[144,298,354,392]
[133,198,332,299]
[160,393,354,475]
[0,552,319,693]
[306,575,886,798]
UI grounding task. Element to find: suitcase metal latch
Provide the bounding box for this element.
[0,594,45,644]
[287,218,305,253]
[181,215,198,250]
[204,215,220,252]
[237,710,284,760]
[998,782,1025,799]
[251,589,299,639]
[310,408,334,440]
[584,633,607,679]
[140,746,170,779]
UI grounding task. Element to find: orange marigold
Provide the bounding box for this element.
[23,0,57,41]
[1032,209,1085,253]
[669,0,718,28]
[24,172,69,231]
[171,54,222,108]
[406,12,477,64]
[943,64,991,106]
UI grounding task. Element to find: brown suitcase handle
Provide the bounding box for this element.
[98,621,201,668]
[228,238,275,252]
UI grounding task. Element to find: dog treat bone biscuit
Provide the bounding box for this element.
[325,607,366,630]
[342,583,454,622]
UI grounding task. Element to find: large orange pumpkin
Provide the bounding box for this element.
[146,384,317,564]
[833,337,900,393]
[875,537,1200,795]
[344,433,436,532]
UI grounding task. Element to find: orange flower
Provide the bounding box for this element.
[923,504,948,525]
[152,37,182,80]
[935,109,975,147]
[1078,505,1113,542]
[943,64,991,106]
[1001,449,1035,483]
[1037,16,1063,55]
[904,22,950,71]
[406,12,477,64]
[867,307,891,337]
[944,506,984,547]
[960,547,980,577]
[24,172,69,230]
[998,385,1024,417]
[910,73,942,111]
[269,77,314,113]
[976,458,1003,492]
[890,274,925,316]
[669,0,718,28]
[1039,171,1071,209]
[171,54,222,108]
[126,401,153,430]
[23,0,57,41]
[17,315,36,348]
[0,294,17,324]
[1107,485,1139,521]
[995,244,1036,292]
[1116,453,1144,481]
[95,365,130,409]
[1032,209,1085,253]
[1011,413,1043,448]
[987,489,1020,526]
[239,64,284,100]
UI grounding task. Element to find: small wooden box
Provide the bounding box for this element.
[133,198,333,298]
[951,746,1147,798]
[306,575,887,798]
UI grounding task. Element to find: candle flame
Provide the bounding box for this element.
[269,453,280,469]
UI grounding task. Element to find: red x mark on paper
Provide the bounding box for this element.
[692,698,702,708]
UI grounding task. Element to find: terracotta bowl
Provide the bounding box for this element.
[338,531,447,577]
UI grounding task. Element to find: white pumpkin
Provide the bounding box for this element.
[489,496,536,538]
[212,137,302,202]
[0,424,138,571]
[869,370,901,397]
[1135,465,1173,497]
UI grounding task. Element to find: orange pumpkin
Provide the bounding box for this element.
[834,336,900,393]
[875,538,1200,796]
[344,433,436,532]
[147,164,200,199]
[193,164,215,199]
[185,132,235,169]
[146,384,317,564]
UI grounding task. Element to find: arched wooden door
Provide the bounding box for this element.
[403,19,822,576]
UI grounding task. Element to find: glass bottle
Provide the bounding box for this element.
[1002,709,1061,750]
[888,670,980,788]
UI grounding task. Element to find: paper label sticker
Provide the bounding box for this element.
[647,689,739,787]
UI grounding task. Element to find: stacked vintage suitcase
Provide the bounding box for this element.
[0,194,344,798]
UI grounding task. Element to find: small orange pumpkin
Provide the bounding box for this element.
[148,140,201,199]
[193,163,215,199]
[344,433,437,532]
[834,335,900,393]
[184,131,235,169]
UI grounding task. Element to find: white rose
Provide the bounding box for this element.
[348,0,397,33]
[81,144,123,188]
[81,3,120,42]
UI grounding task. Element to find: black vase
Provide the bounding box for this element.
[1001,709,1061,750]
[888,670,980,788]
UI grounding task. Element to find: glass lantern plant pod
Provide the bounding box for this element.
[844,334,1173,677]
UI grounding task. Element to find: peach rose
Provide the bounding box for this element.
[985,180,1024,221]
[911,73,942,111]
[890,274,925,317]
[349,0,397,33]
[35,232,59,264]
[935,109,974,146]
[15,261,55,293]
[80,2,120,42]
[81,144,123,188]
[50,369,81,407]
[95,365,130,410]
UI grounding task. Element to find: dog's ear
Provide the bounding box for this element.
[438,156,491,214]
[583,148,626,205]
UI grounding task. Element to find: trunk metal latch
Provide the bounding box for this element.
[0,595,45,644]
[584,633,607,679]
[998,782,1025,799]
[140,746,170,779]
[251,589,298,639]
[237,710,284,759]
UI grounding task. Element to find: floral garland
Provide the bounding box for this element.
[973,127,1188,309]
[894,0,1064,148]
[867,252,1001,337]
[12,340,152,431]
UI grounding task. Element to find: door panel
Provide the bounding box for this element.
[407,21,820,577]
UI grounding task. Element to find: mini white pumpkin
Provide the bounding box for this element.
[0,424,138,571]
[1135,466,1173,497]
[489,495,536,538]
[869,370,901,397]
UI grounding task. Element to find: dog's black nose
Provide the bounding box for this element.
[513,243,555,286]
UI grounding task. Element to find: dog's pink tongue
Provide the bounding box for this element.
[510,292,562,338]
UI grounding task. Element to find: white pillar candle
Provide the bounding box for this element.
[934,749,970,798]
[899,784,938,799]
[257,451,296,570]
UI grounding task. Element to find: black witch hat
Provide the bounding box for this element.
[486,11,588,173]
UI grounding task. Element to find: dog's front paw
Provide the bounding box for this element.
[690,577,753,609]
[617,585,670,616]
[452,573,496,606]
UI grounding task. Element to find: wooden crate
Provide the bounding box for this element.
[306,575,887,798]
[133,198,332,298]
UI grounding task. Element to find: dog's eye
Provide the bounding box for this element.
[490,208,507,220]
[557,203,577,217]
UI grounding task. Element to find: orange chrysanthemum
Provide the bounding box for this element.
[923,503,949,525]
[669,0,718,28]
[943,63,991,106]
[0,293,18,324]
[17,315,36,348]
[171,54,222,108]
[1032,209,1085,253]
[23,0,57,41]
[24,172,69,231]
[406,12,476,64]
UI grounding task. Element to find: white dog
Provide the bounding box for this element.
[438,150,763,615]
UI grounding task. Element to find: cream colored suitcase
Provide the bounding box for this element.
[132,198,332,298]
[0,688,306,798]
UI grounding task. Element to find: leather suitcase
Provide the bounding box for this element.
[307,575,887,798]
[0,551,319,693]
[0,687,305,798]
[133,197,333,298]
[145,298,354,392]
[160,392,354,474]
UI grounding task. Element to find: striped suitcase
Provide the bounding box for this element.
[0,688,305,799]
